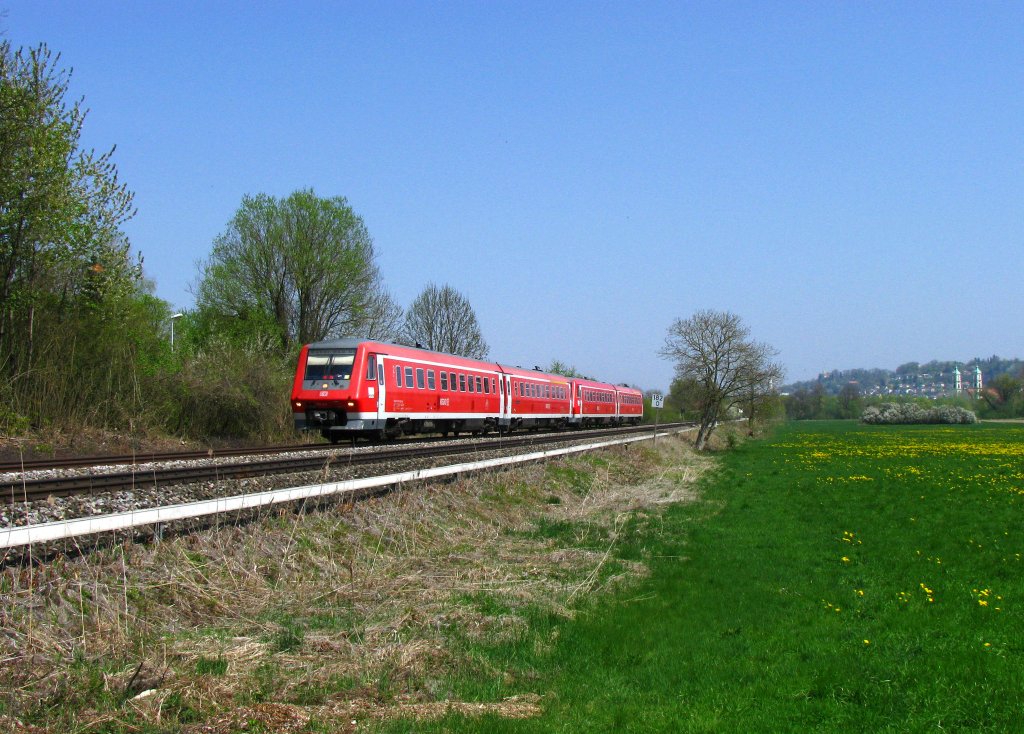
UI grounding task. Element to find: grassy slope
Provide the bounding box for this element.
[388,421,1024,733]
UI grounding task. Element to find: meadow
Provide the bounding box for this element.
[389,421,1024,732]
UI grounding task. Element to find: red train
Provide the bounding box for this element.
[290,339,644,442]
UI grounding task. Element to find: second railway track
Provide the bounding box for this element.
[3,424,688,505]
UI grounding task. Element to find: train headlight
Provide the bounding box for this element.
[346,401,356,408]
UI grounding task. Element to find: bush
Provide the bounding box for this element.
[861,402,977,425]
[153,339,294,440]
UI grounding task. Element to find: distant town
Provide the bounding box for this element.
[783,356,1024,398]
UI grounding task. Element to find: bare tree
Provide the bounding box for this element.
[401,283,488,359]
[362,286,404,342]
[659,310,782,450]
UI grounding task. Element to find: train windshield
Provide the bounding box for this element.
[304,348,357,385]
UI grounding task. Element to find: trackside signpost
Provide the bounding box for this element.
[650,393,664,444]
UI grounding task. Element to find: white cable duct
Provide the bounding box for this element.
[1,428,690,549]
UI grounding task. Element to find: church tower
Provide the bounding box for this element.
[953,365,962,394]
[974,365,983,394]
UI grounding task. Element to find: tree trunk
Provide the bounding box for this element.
[695,406,718,451]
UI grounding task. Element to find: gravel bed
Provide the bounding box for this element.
[0,433,628,532]
[0,436,459,484]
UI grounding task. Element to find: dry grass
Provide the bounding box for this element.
[0,433,713,732]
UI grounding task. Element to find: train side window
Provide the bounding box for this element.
[395,365,402,387]
[440,372,448,391]
[416,368,425,389]
[459,374,467,392]
[476,376,482,393]
[405,367,414,387]
[427,370,436,390]
[468,375,475,393]
[366,355,377,382]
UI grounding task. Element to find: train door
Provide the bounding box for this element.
[498,374,505,421]
[502,373,512,425]
[372,354,385,420]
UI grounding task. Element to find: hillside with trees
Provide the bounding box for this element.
[784,357,1024,398]
[782,356,1024,421]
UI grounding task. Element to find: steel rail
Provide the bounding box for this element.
[0,441,337,473]
[3,423,688,505]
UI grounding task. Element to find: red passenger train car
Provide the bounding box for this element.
[291,339,643,442]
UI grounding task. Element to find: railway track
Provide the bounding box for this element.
[0,441,339,473]
[3,424,687,505]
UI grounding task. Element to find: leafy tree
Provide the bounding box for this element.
[666,376,703,420]
[547,360,592,379]
[659,310,782,450]
[837,382,863,419]
[400,283,488,358]
[0,40,151,434]
[0,41,137,373]
[980,373,1022,416]
[195,189,397,352]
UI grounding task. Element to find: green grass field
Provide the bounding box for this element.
[383,421,1024,732]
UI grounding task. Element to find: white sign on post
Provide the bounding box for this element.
[650,393,664,444]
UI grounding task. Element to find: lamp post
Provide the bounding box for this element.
[170,313,183,351]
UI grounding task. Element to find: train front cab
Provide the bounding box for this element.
[291,340,384,442]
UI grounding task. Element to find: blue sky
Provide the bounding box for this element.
[4,1,1022,389]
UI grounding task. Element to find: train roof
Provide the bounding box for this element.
[302,339,636,391]
[304,339,501,371]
